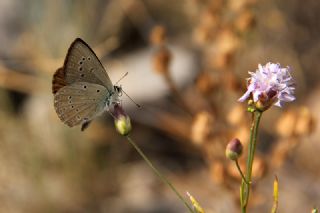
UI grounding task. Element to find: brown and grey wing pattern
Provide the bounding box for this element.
[63,38,114,92]
[53,82,110,127]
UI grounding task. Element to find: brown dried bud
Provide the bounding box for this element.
[226,138,243,160]
[276,110,296,137]
[227,104,246,126]
[191,111,215,145]
[215,29,239,56]
[294,107,315,136]
[201,9,219,28]
[193,25,214,45]
[252,155,267,179]
[150,25,167,46]
[235,10,255,32]
[196,72,216,95]
[271,138,298,168]
[222,71,241,91]
[210,161,226,185]
[152,46,171,75]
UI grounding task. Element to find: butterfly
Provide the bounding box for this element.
[52,38,122,131]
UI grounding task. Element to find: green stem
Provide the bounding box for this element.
[235,160,249,185]
[126,136,195,213]
[240,111,263,212]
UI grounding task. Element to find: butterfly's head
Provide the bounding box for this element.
[114,85,123,97]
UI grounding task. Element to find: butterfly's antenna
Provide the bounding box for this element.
[122,89,141,108]
[116,72,128,85]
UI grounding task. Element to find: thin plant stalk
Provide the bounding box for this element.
[240,110,263,213]
[235,160,249,185]
[126,136,195,213]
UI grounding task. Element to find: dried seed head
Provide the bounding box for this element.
[294,107,315,136]
[228,0,252,12]
[215,29,239,56]
[271,138,298,168]
[152,46,172,75]
[150,25,167,46]
[222,71,241,91]
[226,138,243,160]
[191,111,215,145]
[210,52,234,70]
[196,72,216,95]
[276,110,296,137]
[252,155,267,179]
[193,25,214,45]
[227,104,246,126]
[235,10,255,32]
[210,161,226,185]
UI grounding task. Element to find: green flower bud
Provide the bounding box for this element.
[226,138,243,160]
[113,104,132,136]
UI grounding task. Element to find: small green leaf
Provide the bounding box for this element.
[187,192,205,213]
[271,176,279,213]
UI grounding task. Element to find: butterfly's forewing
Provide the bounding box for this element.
[54,82,110,127]
[63,38,114,92]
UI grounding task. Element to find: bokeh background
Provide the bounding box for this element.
[0,0,319,212]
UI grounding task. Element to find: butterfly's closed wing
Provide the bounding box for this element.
[54,82,110,127]
[63,38,114,92]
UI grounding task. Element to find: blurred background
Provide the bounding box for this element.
[0,0,319,212]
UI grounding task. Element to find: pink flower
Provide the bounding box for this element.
[239,62,295,108]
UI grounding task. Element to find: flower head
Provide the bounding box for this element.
[113,104,132,136]
[239,62,295,110]
[226,138,243,160]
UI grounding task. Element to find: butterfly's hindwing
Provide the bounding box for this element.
[54,82,111,127]
[63,38,114,92]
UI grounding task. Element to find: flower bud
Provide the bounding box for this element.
[113,104,132,136]
[226,138,243,160]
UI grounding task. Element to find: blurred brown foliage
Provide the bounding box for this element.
[0,0,319,212]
